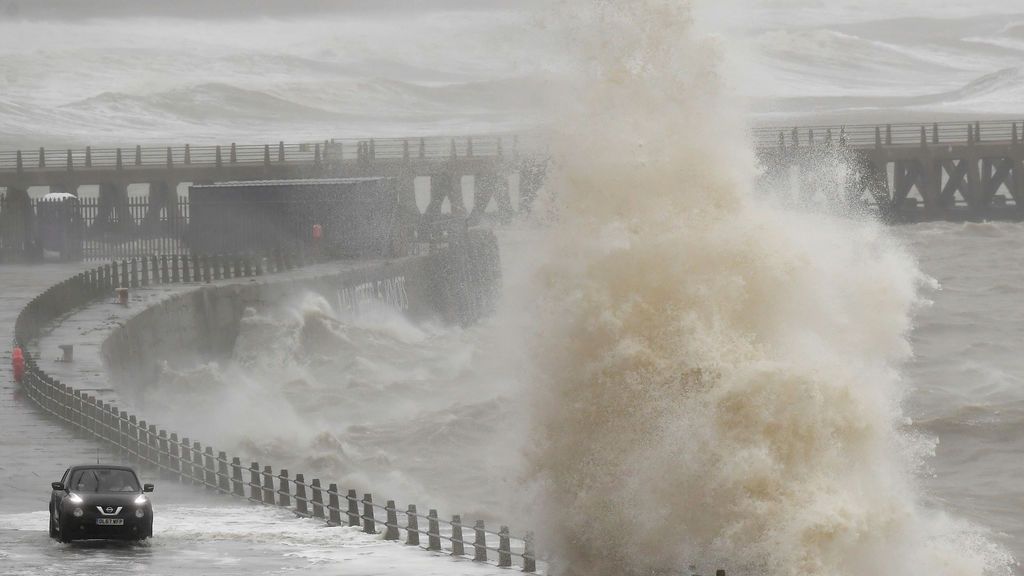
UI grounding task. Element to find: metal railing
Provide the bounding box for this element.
[10,254,554,573]
[0,134,536,174]
[751,119,1024,149]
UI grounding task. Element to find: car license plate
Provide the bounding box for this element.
[96,518,124,526]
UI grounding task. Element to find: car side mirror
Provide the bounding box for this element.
[51,482,64,491]
[143,484,154,493]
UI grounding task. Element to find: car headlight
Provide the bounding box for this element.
[135,508,145,518]
[68,493,83,504]
[134,494,148,505]
[72,508,84,518]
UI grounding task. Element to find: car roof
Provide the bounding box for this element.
[67,465,138,472]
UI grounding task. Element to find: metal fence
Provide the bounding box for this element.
[0,134,535,173]
[10,254,549,573]
[751,119,1024,149]
[0,193,411,263]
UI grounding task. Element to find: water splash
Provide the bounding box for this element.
[526,1,1013,574]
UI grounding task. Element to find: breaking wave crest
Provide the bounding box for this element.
[525,2,1013,575]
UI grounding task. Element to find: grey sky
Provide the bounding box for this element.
[0,0,513,20]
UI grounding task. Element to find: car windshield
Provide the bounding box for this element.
[69,469,140,492]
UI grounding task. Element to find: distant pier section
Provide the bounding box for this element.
[0,136,548,225]
[755,120,1024,222]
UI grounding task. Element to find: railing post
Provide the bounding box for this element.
[295,473,309,516]
[230,143,237,164]
[473,520,487,562]
[137,419,148,463]
[148,424,159,470]
[451,515,464,556]
[191,442,203,486]
[182,255,191,283]
[184,144,191,164]
[933,122,940,144]
[66,149,73,171]
[406,504,420,546]
[314,143,321,165]
[141,257,149,286]
[498,526,511,567]
[171,254,180,283]
[157,429,169,475]
[85,146,92,167]
[262,466,275,504]
[328,483,341,525]
[204,447,215,488]
[264,144,271,165]
[119,411,130,460]
[135,145,141,166]
[166,146,173,168]
[231,457,244,496]
[218,452,230,493]
[116,148,122,170]
[384,500,399,540]
[523,531,536,572]
[347,489,359,527]
[885,124,892,145]
[427,509,441,551]
[249,462,262,502]
[277,469,291,507]
[215,145,222,167]
[278,141,285,162]
[313,479,328,517]
[16,150,22,172]
[39,147,45,168]
[362,494,376,534]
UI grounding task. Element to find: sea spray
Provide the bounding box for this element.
[527,1,1011,575]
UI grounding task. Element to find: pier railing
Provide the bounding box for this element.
[752,119,1024,149]
[10,255,552,574]
[0,134,528,173]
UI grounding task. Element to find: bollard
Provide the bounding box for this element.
[451,515,465,556]
[523,532,536,572]
[717,571,726,576]
[384,500,399,540]
[473,520,487,562]
[141,257,149,286]
[249,462,261,502]
[130,259,138,288]
[278,469,291,507]
[58,344,73,363]
[362,494,376,534]
[294,474,309,516]
[260,466,274,504]
[12,346,24,383]
[217,452,230,493]
[347,489,359,526]
[498,526,511,567]
[309,477,325,518]
[327,484,342,525]
[406,505,420,546]
[231,457,244,496]
[182,255,191,283]
[116,287,128,306]
[427,509,441,551]
[171,254,180,283]
[160,255,169,284]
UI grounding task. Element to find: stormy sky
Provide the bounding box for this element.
[0,0,511,20]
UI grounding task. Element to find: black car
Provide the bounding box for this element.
[49,465,154,542]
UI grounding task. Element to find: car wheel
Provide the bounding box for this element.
[48,508,58,539]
